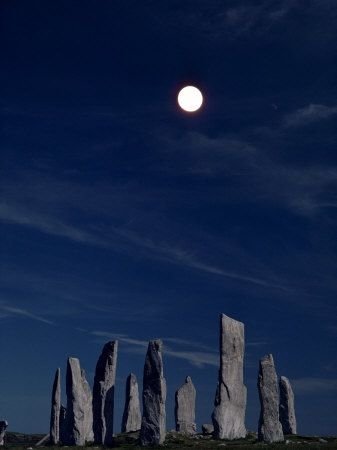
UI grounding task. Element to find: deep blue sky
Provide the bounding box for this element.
[1,0,337,436]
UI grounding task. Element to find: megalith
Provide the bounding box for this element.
[279,376,297,435]
[121,373,141,433]
[212,313,247,439]
[140,339,166,446]
[92,341,118,445]
[0,421,8,446]
[175,376,196,435]
[63,357,94,445]
[258,354,284,443]
[50,368,61,444]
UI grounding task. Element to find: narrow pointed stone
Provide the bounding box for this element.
[279,376,297,435]
[50,368,61,445]
[212,314,247,439]
[0,421,8,446]
[258,354,284,443]
[63,357,94,446]
[175,376,196,435]
[121,373,141,433]
[93,341,118,445]
[140,339,166,446]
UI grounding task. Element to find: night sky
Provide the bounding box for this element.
[1,0,337,436]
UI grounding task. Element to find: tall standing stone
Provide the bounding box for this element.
[0,421,8,446]
[140,340,166,446]
[258,354,284,443]
[93,341,118,445]
[50,368,61,444]
[175,376,196,435]
[212,313,247,439]
[279,376,297,435]
[121,373,141,433]
[63,357,94,446]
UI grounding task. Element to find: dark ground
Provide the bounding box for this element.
[4,431,337,449]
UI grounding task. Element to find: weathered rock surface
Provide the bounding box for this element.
[0,421,8,446]
[93,341,118,445]
[50,368,61,444]
[63,357,94,446]
[258,354,284,443]
[212,313,247,440]
[201,423,214,435]
[279,376,297,435]
[175,376,196,435]
[121,373,141,433]
[140,339,166,446]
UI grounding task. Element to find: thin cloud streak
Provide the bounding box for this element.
[0,203,105,247]
[0,202,287,292]
[91,331,218,368]
[0,305,53,325]
[292,377,337,394]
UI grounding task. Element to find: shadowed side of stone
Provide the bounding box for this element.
[49,368,61,445]
[175,376,196,435]
[212,313,247,440]
[279,376,297,435]
[92,341,118,445]
[59,405,67,444]
[201,423,214,435]
[258,354,284,443]
[63,357,94,446]
[140,339,166,446]
[0,421,8,446]
[121,373,141,433]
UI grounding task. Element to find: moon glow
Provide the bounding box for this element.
[177,86,203,112]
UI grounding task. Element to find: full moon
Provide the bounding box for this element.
[177,85,203,112]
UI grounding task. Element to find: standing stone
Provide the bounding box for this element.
[93,341,118,445]
[0,421,8,446]
[63,357,94,445]
[50,368,61,444]
[121,373,141,433]
[279,376,297,435]
[258,354,284,443]
[140,340,166,446]
[175,376,196,435]
[212,313,247,439]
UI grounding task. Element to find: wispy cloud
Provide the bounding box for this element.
[292,377,337,394]
[159,130,337,216]
[284,104,337,127]
[90,331,218,368]
[0,203,105,247]
[148,0,299,41]
[0,198,287,291]
[0,304,53,325]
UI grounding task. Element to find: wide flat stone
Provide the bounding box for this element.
[212,314,247,439]
[63,357,94,446]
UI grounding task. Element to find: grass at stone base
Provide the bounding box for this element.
[5,432,337,450]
